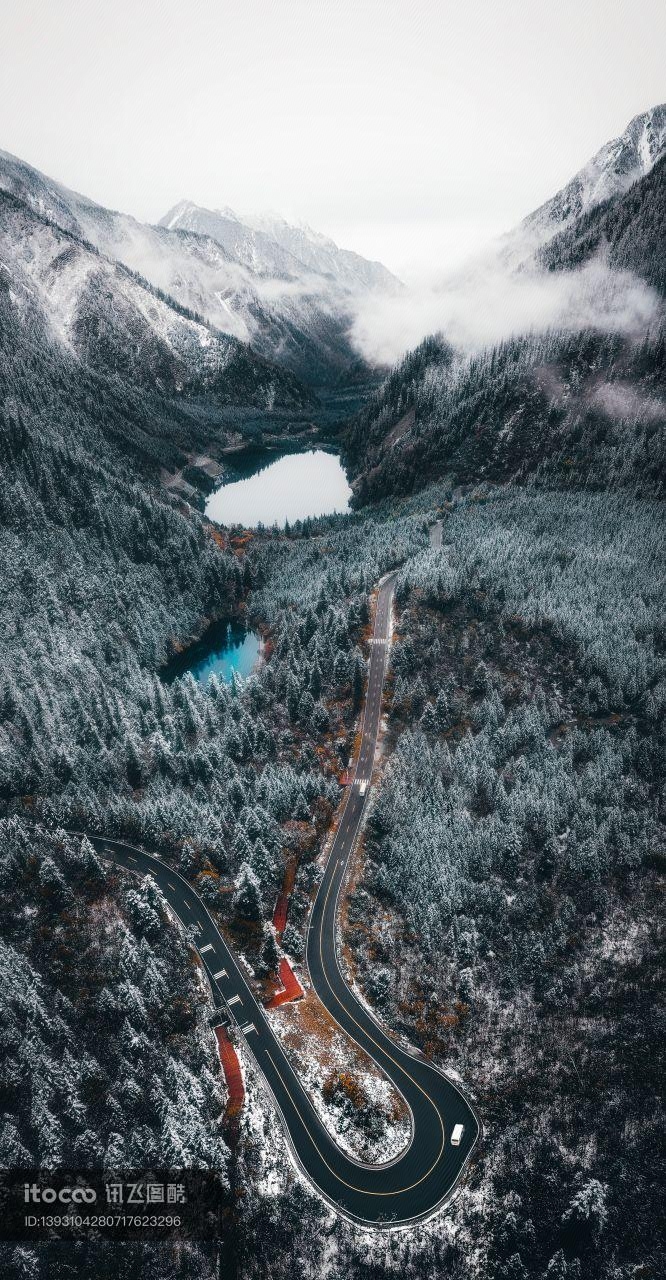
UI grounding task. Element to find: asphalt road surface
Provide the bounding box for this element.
[88,523,479,1226]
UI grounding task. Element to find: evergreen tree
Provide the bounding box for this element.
[281,924,303,958]
[260,923,281,976]
[351,651,366,711]
[232,862,263,921]
[434,687,450,731]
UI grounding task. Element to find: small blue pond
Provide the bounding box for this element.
[162,621,262,686]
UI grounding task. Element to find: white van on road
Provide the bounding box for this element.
[451,1123,465,1146]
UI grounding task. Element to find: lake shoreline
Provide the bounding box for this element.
[217,431,340,483]
[204,446,353,528]
[161,616,263,686]
[162,379,380,509]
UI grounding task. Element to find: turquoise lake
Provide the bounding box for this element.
[162,621,262,686]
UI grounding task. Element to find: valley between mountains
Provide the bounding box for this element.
[0,104,664,1280]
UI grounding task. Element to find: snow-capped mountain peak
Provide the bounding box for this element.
[0,148,400,382]
[157,200,312,280]
[159,200,400,294]
[518,103,666,251]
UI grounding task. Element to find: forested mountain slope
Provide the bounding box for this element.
[343,140,665,502]
[0,822,227,1279]
[345,323,665,502]
[342,483,665,1280]
[538,151,666,293]
[0,148,398,384]
[502,102,666,265]
[0,187,311,420]
[0,822,227,1173]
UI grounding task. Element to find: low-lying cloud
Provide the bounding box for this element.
[349,256,662,366]
[590,381,665,423]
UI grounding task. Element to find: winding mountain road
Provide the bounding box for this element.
[88,519,479,1226]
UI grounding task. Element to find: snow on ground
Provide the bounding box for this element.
[236,1045,287,1199]
[265,995,411,1164]
[235,1036,336,1213]
[598,908,650,963]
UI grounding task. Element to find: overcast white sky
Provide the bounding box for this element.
[2,0,664,278]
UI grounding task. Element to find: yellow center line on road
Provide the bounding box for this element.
[264,1044,441,1199]
[301,577,448,1197]
[314,869,446,1195]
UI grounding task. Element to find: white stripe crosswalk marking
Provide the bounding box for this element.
[213,969,227,979]
[228,995,242,1007]
[200,944,214,954]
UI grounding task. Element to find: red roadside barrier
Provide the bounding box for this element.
[214,1025,244,1118]
[273,890,290,935]
[272,857,297,937]
[265,958,304,1008]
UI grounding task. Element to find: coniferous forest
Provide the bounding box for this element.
[0,87,664,1280]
